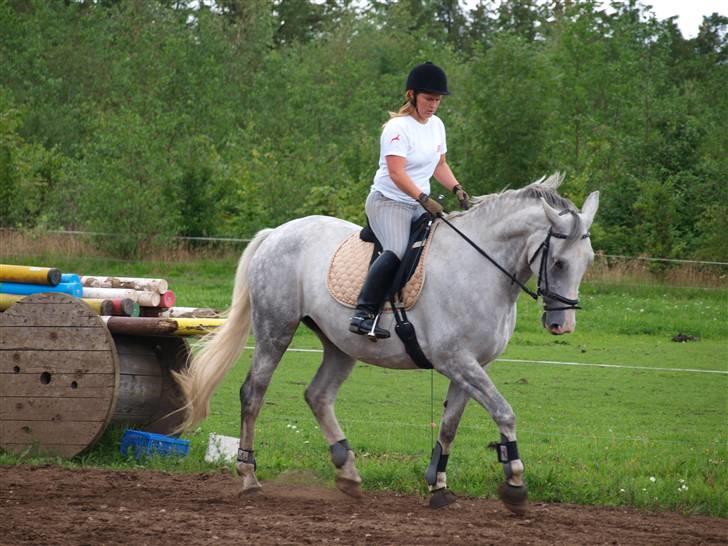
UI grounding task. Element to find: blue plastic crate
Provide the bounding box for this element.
[120,429,190,459]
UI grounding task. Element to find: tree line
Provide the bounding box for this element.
[0,0,725,259]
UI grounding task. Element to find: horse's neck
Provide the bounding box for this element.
[447,200,545,283]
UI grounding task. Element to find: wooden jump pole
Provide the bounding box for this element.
[0,280,83,298]
[0,264,62,286]
[81,287,160,307]
[82,298,114,315]
[81,276,169,294]
[174,318,225,336]
[109,298,140,317]
[0,294,22,311]
[102,316,178,336]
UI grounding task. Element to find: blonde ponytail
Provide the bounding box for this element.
[385,90,417,125]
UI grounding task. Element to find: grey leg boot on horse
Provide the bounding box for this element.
[349,250,400,340]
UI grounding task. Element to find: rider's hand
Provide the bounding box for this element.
[418,193,444,217]
[452,184,470,210]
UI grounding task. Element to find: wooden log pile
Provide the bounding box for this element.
[0,263,224,336]
[0,262,231,459]
[0,293,191,457]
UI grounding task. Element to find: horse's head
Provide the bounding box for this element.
[528,191,599,335]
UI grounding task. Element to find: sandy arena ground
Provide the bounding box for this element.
[1,465,726,545]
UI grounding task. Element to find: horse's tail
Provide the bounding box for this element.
[174,228,274,432]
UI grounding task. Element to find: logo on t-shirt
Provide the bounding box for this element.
[390,134,401,143]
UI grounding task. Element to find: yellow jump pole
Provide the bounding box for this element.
[173,318,226,336]
[0,293,22,311]
[82,298,114,315]
[0,264,62,286]
[1,294,116,315]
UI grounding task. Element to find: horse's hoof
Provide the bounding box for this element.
[335,477,363,498]
[240,483,263,497]
[429,488,457,509]
[497,482,528,515]
[238,486,263,497]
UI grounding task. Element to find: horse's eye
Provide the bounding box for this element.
[554,259,565,270]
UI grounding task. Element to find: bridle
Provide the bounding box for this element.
[438,210,590,311]
[528,226,590,311]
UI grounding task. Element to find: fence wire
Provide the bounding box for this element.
[2,228,727,266]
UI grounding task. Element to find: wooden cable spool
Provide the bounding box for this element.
[0,293,189,457]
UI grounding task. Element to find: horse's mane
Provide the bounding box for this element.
[448,173,584,242]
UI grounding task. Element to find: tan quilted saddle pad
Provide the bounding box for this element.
[327,225,437,311]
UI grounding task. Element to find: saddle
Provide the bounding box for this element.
[327,214,437,311]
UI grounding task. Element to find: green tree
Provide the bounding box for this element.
[72,109,183,257]
[459,34,552,193]
[0,0,724,261]
[273,0,325,46]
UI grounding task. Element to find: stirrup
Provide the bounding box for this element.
[349,312,390,340]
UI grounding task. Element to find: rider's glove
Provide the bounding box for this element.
[417,193,444,217]
[452,184,470,210]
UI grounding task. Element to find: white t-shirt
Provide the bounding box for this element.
[371,114,447,203]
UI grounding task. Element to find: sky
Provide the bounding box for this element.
[642,0,725,37]
[461,0,726,39]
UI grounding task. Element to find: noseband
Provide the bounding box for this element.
[439,210,590,311]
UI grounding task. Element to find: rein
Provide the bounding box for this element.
[438,211,589,311]
[438,216,539,300]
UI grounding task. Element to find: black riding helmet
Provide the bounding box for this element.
[405,62,450,95]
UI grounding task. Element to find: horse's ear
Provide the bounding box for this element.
[581,191,600,228]
[541,198,569,231]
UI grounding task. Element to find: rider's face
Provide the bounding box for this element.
[414,92,442,121]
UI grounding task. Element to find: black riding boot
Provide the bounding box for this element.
[349,250,401,339]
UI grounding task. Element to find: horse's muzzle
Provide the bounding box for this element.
[541,310,575,335]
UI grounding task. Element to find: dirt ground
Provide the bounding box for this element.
[1,465,726,545]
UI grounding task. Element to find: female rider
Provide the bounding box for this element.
[349,62,470,339]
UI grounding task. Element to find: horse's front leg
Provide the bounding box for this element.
[425,381,469,508]
[439,360,528,515]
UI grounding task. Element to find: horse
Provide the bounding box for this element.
[175,173,599,514]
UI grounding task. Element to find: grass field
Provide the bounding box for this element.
[1,252,726,517]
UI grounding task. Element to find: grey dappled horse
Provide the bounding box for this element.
[175,174,599,514]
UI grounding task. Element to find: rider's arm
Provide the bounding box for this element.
[386,155,424,200]
[433,154,460,192]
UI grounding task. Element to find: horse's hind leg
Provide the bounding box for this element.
[303,331,361,498]
[237,334,295,494]
[426,381,469,508]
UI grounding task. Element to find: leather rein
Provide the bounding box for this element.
[438,210,590,312]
